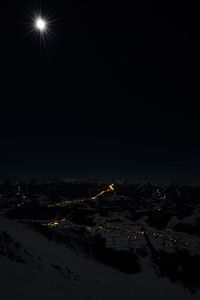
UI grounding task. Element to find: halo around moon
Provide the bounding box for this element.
[23,5,58,49]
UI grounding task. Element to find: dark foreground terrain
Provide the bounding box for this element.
[0,179,200,299]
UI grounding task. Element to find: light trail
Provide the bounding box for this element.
[91,184,115,200]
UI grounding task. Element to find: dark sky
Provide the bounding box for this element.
[0,0,200,180]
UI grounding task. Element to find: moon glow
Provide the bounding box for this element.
[23,6,58,48]
[35,18,47,32]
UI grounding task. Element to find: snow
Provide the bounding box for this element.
[0,216,199,300]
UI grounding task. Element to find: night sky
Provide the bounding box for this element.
[0,0,200,180]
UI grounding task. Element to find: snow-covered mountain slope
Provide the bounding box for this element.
[0,215,199,300]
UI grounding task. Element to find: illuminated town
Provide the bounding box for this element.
[1,179,200,294]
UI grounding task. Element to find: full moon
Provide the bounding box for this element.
[35,18,47,31]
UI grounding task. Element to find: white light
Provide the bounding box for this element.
[23,7,58,47]
[35,18,47,31]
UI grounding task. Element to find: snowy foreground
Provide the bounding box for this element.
[0,216,198,300]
